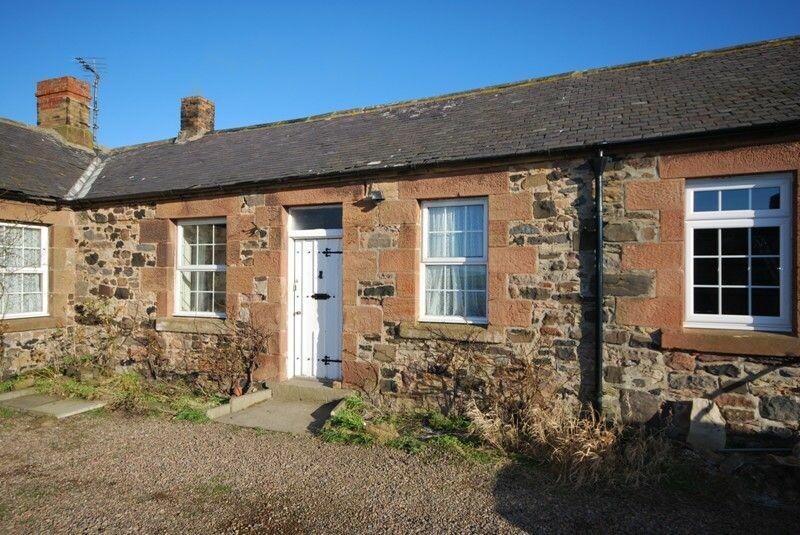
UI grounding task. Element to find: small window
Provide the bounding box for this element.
[685,174,792,331]
[290,206,342,231]
[421,198,487,323]
[0,222,48,319]
[176,219,226,317]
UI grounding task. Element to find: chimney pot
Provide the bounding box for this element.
[178,96,214,142]
[35,76,93,149]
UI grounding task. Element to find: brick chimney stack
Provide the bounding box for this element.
[35,76,93,149]
[178,96,214,142]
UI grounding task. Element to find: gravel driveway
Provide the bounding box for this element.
[0,411,795,534]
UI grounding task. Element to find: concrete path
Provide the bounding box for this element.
[0,388,106,419]
[214,379,354,434]
[215,399,340,434]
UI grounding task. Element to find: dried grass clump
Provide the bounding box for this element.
[469,360,674,488]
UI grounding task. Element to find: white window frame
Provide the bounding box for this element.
[419,198,488,324]
[174,218,227,319]
[684,173,792,332]
[0,222,49,319]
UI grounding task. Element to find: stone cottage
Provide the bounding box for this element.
[1,37,799,444]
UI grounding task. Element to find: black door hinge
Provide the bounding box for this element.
[320,355,342,365]
[310,293,332,300]
[321,247,343,257]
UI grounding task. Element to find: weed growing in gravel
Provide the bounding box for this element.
[386,434,424,454]
[320,396,501,464]
[0,376,20,393]
[320,400,375,445]
[0,407,14,418]
[174,407,210,423]
[198,478,234,496]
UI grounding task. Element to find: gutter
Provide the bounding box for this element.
[589,150,611,414]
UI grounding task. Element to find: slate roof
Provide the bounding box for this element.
[0,120,93,200]
[1,37,799,202]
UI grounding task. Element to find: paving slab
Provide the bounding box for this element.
[0,393,106,419]
[216,399,339,434]
[30,399,107,419]
[1,394,61,411]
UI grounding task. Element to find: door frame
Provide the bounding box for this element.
[286,226,343,380]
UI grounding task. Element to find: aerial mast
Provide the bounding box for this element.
[75,57,104,143]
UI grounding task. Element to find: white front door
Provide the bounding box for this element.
[290,237,343,380]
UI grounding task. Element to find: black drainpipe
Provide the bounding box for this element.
[589,150,611,414]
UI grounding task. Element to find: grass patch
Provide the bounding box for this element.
[0,407,15,419]
[386,434,424,454]
[198,478,233,496]
[28,368,222,422]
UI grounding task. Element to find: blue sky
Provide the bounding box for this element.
[1,1,798,148]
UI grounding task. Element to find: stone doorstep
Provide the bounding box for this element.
[265,379,355,403]
[205,388,272,420]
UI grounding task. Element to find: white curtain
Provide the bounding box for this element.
[426,265,486,317]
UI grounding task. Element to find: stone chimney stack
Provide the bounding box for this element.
[178,96,214,142]
[35,76,93,149]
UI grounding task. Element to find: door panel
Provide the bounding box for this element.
[291,238,342,380]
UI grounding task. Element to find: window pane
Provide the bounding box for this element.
[4,274,22,293]
[426,266,445,290]
[213,224,226,243]
[214,245,226,265]
[23,273,40,292]
[180,273,192,310]
[721,189,748,210]
[23,293,42,314]
[23,248,40,268]
[752,187,780,210]
[4,293,21,314]
[694,190,718,212]
[751,258,780,286]
[214,271,226,292]
[466,205,484,231]
[291,206,342,230]
[464,265,486,290]
[694,288,718,314]
[721,228,747,255]
[693,229,717,256]
[751,227,779,255]
[721,258,747,285]
[197,224,214,244]
[752,288,780,317]
[721,288,748,315]
[465,291,487,318]
[23,228,40,248]
[694,258,718,285]
[182,225,198,245]
[464,231,483,257]
[5,248,23,268]
[4,227,22,247]
[196,292,212,313]
[195,271,214,292]
[197,245,214,265]
[213,293,226,314]
[428,234,446,257]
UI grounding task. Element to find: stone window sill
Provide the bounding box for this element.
[397,321,503,343]
[155,316,229,335]
[661,328,800,357]
[0,316,61,333]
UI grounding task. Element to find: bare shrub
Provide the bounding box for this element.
[469,358,674,488]
[195,317,270,395]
